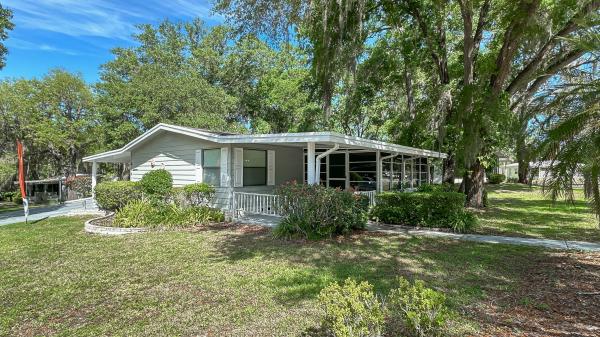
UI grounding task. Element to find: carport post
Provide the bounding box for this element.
[91,161,97,198]
[307,142,316,184]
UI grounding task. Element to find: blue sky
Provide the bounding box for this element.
[1,0,224,83]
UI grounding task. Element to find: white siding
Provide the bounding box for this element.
[131,132,219,186]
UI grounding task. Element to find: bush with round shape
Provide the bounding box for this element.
[94,181,142,211]
[139,169,173,199]
[387,277,450,337]
[13,194,23,205]
[487,173,506,184]
[183,183,215,205]
[318,278,385,337]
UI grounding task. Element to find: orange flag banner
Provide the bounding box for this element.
[17,140,26,198]
[17,140,26,199]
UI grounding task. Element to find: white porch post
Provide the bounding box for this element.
[402,155,406,189]
[91,161,97,198]
[307,142,316,184]
[376,150,382,192]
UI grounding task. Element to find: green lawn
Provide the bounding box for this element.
[477,183,600,242]
[0,201,47,214]
[1,216,598,336]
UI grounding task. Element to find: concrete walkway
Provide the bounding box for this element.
[0,198,101,226]
[368,223,600,252]
[231,215,600,252]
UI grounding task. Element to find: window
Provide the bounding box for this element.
[203,149,221,186]
[243,149,266,186]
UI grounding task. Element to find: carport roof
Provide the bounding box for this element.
[83,123,447,163]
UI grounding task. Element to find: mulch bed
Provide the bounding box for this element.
[475,251,600,337]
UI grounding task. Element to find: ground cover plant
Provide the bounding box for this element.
[1,216,598,336]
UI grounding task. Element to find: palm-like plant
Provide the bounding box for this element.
[539,80,600,226]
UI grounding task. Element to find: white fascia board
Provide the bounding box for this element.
[83,123,223,162]
[220,132,447,158]
[83,124,447,163]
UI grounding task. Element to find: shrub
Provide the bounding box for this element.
[0,191,16,202]
[370,191,477,232]
[275,182,368,240]
[387,277,450,337]
[139,169,173,199]
[113,199,224,228]
[318,278,385,337]
[416,183,455,193]
[183,183,215,205]
[14,194,23,205]
[487,173,505,184]
[95,181,142,211]
[65,176,92,197]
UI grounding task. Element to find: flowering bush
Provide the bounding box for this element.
[65,175,92,197]
[274,182,368,240]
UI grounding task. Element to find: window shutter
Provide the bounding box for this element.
[220,147,230,187]
[195,150,203,183]
[233,148,243,187]
[267,150,275,186]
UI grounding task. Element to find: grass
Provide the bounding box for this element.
[0,201,48,214]
[477,183,600,242]
[0,216,559,336]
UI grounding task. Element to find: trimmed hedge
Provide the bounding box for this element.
[488,173,506,184]
[370,191,477,232]
[95,181,142,211]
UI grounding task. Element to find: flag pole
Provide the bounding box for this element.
[17,140,29,224]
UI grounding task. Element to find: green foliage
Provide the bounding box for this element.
[13,194,22,205]
[371,191,477,232]
[488,173,506,184]
[274,182,368,240]
[183,183,215,206]
[95,181,142,211]
[318,278,385,337]
[64,176,92,197]
[387,277,450,337]
[0,191,16,201]
[139,169,173,199]
[0,4,14,70]
[416,183,455,193]
[113,199,224,229]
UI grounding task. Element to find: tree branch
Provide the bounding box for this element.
[491,0,542,95]
[506,0,600,95]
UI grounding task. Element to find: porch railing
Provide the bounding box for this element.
[232,192,281,216]
[232,189,379,218]
[356,190,377,207]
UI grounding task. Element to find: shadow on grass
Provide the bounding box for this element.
[211,227,540,307]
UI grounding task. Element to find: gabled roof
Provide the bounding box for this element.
[83,123,447,162]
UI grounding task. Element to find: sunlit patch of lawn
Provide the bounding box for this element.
[477,183,599,242]
[0,216,557,336]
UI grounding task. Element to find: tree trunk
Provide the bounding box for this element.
[465,159,485,208]
[517,145,529,184]
[443,155,455,184]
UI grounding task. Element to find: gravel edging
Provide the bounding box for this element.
[84,213,148,235]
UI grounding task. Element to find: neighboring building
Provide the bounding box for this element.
[496,159,584,186]
[15,175,91,203]
[83,124,447,213]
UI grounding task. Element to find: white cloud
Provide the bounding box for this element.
[3,0,221,41]
[6,37,81,55]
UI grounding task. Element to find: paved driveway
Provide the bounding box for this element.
[0,198,100,226]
